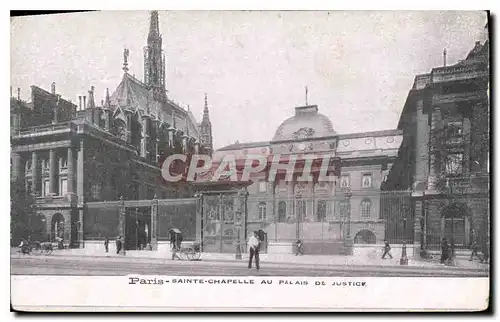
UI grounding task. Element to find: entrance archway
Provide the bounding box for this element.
[51,213,65,242]
[354,229,376,244]
[441,202,472,248]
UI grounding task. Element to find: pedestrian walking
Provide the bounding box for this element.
[248,231,261,270]
[468,240,482,261]
[482,241,489,264]
[104,237,109,253]
[381,240,393,259]
[440,238,449,264]
[116,236,122,255]
[295,238,304,256]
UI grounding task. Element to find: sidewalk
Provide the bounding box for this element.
[12,248,488,271]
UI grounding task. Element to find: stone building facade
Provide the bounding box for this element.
[10,11,213,247]
[214,104,403,254]
[383,39,490,255]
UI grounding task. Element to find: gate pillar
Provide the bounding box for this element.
[118,196,126,255]
[195,193,202,248]
[151,196,158,251]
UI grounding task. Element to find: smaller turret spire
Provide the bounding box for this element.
[105,88,111,108]
[87,86,96,109]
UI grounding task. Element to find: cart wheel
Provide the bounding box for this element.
[187,248,201,261]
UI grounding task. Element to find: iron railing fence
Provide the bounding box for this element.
[244,190,413,245]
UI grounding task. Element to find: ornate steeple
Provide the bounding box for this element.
[105,88,111,108]
[144,10,165,101]
[200,93,213,156]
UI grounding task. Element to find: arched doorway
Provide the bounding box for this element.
[441,202,472,248]
[51,213,65,242]
[354,229,377,244]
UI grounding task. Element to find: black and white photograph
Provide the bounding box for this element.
[10,9,490,311]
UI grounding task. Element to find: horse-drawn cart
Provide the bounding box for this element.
[173,243,202,261]
[169,228,201,261]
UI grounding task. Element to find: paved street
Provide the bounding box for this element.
[11,254,489,277]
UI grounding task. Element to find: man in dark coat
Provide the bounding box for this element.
[382,240,393,259]
[441,238,449,264]
[104,237,109,253]
[116,236,122,254]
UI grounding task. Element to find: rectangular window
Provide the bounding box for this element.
[258,181,267,193]
[340,175,350,188]
[360,199,372,219]
[362,174,372,188]
[43,180,50,196]
[445,153,463,175]
[60,179,67,196]
[258,202,267,221]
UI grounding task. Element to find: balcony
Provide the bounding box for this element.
[431,65,488,84]
[14,122,73,139]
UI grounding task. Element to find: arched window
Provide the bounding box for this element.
[354,229,376,244]
[360,199,371,219]
[317,200,327,222]
[258,202,267,221]
[335,200,348,220]
[278,201,286,223]
[112,119,127,141]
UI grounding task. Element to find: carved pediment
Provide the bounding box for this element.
[292,127,315,140]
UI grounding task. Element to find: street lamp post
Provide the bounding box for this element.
[400,205,408,265]
[341,187,352,249]
[235,210,242,260]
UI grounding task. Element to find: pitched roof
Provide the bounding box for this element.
[109,73,157,112]
[217,141,270,151]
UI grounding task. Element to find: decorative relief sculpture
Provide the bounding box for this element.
[292,127,315,140]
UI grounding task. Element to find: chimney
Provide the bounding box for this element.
[51,82,56,95]
[78,96,82,110]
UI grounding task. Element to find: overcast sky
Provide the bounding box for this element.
[11,10,487,149]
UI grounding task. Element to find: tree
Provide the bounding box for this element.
[10,178,35,246]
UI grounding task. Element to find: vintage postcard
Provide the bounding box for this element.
[10,10,490,312]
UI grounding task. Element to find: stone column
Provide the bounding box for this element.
[167,127,175,148]
[77,140,85,203]
[126,114,132,144]
[31,151,39,196]
[67,147,75,194]
[11,152,21,182]
[428,107,441,191]
[415,100,429,190]
[151,197,158,251]
[49,149,58,194]
[141,116,149,158]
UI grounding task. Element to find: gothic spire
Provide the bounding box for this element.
[148,11,160,44]
[203,93,210,122]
